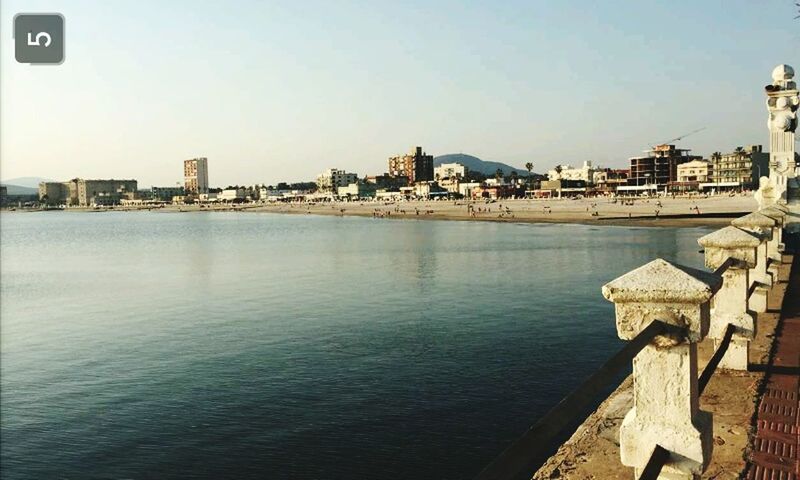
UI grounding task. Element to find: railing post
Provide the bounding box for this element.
[731,212,776,313]
[758,205,788,282]
[602,259,722,479]
[698,227,760,370]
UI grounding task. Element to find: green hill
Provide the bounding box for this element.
[433,154,532,176]
[1,184,38,195]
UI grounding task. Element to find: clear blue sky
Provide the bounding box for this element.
[1,0,798,187]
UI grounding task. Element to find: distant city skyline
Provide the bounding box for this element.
[1,0,798,187]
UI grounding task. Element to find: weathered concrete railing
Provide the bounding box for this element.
[698,227,760,371]
[602,259,720,479]
[731,212,775,313]
[474,207,788,480]
[602,209,787,480]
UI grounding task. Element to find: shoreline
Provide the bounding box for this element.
[2,196,759,229]
[242,205,742,228]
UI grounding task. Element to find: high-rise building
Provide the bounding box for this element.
[627,144,702,189]
[388,146,434,184]
[184,157,209,194]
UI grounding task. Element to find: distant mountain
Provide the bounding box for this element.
[1,176,52,189]
[433,154,532,176]
[1,184,38,195]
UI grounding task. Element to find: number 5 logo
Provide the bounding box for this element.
[14,13,64,64]
[27,31,51,47]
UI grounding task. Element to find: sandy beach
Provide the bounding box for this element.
[25,194,760,228]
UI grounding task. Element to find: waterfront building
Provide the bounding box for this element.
[337,182,377,199]
[470,183,521,200]
[198,192,218,202]
[151,186,185,202]
[316,168,358,194]
[704,145,770,191]
[457,182,482,198]
[365,174,409,190]
[76,179,137,206]
[218,188,247,201]
[626,144,702,191]
[592,168,629,193]
[670,159,712,191]
[534,179,588,198]
[548,161,597,185]
[39,179,137,206]
[184,157,209,195]
[483,177,507,186]
[413,181,447,199]
[388,146,434,184]
[434,162,467,181]
[438,176,462,194]
[38,182,68,205]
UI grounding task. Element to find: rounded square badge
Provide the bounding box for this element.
[14,13,65,65]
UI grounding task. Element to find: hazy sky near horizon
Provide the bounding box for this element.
[1,0,798,187]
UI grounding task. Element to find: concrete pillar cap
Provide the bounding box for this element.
[698,227,761,269]
[731,211,776,229]
[698,226,762,249]
[602,258,722,304]
[759,207,786,225]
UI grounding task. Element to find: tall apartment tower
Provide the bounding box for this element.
[184,157,209,194]
[388,146,434,184]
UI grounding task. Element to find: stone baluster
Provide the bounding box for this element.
[602,259,722,479]
[758,206,788,282]
[731,212,776,313]
[698,227,760,370]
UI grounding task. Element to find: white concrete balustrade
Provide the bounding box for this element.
[591,63,797,479]
[602,259,721,480]
[601,214,785,479]
[759,206,789,282]
[731,212,776,313]
[698,226,760,370]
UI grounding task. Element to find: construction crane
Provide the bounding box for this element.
[648,127,707,150]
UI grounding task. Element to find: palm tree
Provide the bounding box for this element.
[525,162,534,186]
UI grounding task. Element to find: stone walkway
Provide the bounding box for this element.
[744,255,800,479]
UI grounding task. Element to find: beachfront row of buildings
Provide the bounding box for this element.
[533,144,771,199]
[30,143,778,207]
[37,158,209,207]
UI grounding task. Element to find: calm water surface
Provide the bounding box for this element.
[0,211,709,479]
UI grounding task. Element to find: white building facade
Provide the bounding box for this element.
[548,161,597,185]
[434,162,467,180]
[316,168,359,194]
